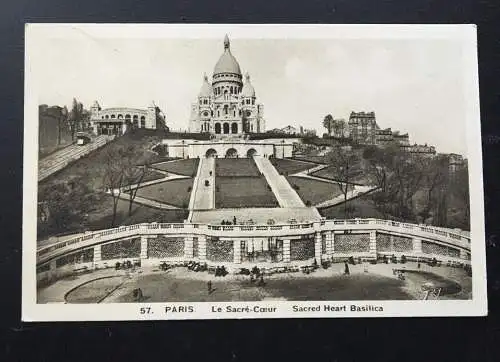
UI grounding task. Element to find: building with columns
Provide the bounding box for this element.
[188,35,266,135]
[89,101,166,136]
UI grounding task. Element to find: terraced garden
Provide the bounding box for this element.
[311,165,370,185]
[269,158,317,175]
[286,176,350,206]
[215,176,279,208]
[134,178,194,208]
[141,169,167,182]
[151,158,199,176]
[214,158,278,208]
[215,158,261,177]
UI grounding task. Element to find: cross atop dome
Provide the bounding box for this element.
[224,34,230,50]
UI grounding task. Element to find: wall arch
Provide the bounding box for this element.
[206,148,218,158]
[225,148,238,158]
[247,148,258,157]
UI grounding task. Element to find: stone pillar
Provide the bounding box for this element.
[314,232,322,262]
[140,236,148,260]
[413,238,422,254]
[184,236,194,260]
[94,245,102,263]
[369,230,377,257]
[283,239,291,263]
[198,235,207,261]
[326,231,333,256]
[233,239,241,264]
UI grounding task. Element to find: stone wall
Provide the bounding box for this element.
[334,233,370,253]
[147,236,184,258]
[101,238,141,260]
[207,237,234,262]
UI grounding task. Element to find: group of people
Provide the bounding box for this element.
[221,216,238,225]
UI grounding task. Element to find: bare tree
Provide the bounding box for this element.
[121,145,149,216]
[325,146,361,218]
[102,147,126,227]
[68,98,84,141]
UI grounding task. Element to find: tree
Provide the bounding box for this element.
[37,180,98,237]
[362,143,426,222]
[122,148,149,217]
[102,144,152,223]
[102,147,126,227]
[450,164,470,228]
[68,98,84,141]
[325,146,361,218]
[418,156,450,225]
[323,114,334,136]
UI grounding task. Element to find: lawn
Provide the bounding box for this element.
[286,176,347,206]
[38,197,189,241]
[134,178,194,207]
[269,158,317,175]
[151,159,199,176]
[318,194,384,219]
[215,158,261,177]
[215,176,279,208]
[312,165,370,185]
[141,169,167,182]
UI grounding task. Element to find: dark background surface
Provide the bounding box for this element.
[1,0,500,361]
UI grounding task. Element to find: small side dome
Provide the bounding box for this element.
[199,73,212,97]
[241,73,255,97]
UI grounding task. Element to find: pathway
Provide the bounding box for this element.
[189,157,215,210]
[253,156,305,208]
[38,135,115,181]
[292,172,376,208]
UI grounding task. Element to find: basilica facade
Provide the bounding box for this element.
[188,35,266,135]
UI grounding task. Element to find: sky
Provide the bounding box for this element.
[31,28,470,155]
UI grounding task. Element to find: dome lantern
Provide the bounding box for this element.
[241,72,256,98]
[213,35,242,77]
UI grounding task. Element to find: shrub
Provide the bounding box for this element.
[305,200,312,206]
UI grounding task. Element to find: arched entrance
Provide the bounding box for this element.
[223,123,230,134]
[231,122,238,134]
[215,123,221,134]
[225,148,238,158]
[247,148,258,158]
[205,148,218,158]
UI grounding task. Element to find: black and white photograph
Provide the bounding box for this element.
[22,24,486,320]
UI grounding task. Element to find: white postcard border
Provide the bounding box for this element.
[22,24,487,321]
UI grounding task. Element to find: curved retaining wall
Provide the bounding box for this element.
[37,218,471,282]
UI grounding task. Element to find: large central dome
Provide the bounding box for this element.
[213,35,242,76]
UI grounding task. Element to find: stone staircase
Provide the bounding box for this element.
[253,156,305,208]
[189,157,215,210]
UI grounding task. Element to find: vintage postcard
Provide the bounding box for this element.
[23,24,486,321]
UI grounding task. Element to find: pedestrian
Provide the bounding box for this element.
[207,280,212,294]
[344,261,350,275]
[233,216,237,225]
